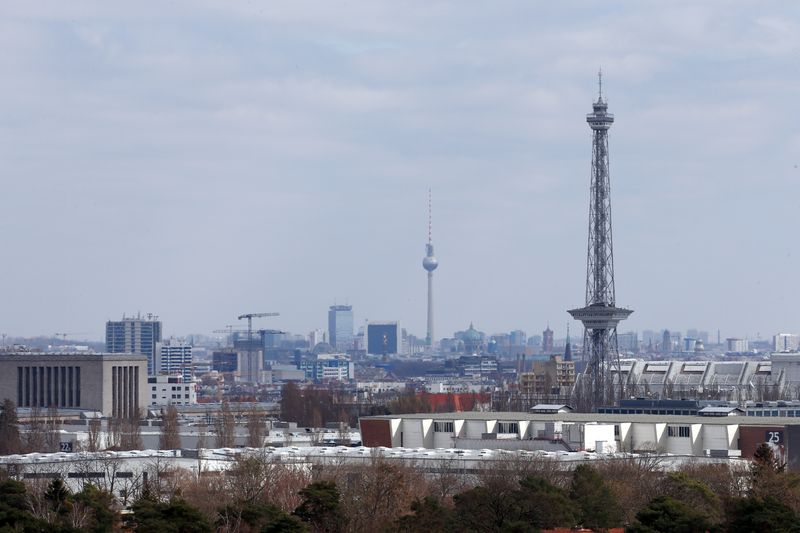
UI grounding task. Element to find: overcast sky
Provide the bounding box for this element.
[1,2,799,343]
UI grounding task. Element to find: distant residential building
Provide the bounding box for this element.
[261,330,287,349]
[488,334,510,355]
[147,375,196,406]
[670,331,682,350]
[328,305,354,351]
[154,338,192,381]
[774,333,800,352]
[726,338,749,353]
[0,352,147,417]
[542,326,554,354]
[211,350,237,373]
[367,321,400,356]
[683,338,697,353]
[519,355,576,398]
[510,330,526,347]
[661,330,672,353]
[457,355,498,378]
[309,329,326,349]
[106,314,162,375]
[238,350,263,383]
[298,353,354,382]
[617,331,639,354]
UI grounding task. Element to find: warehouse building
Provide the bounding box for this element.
[360,410,800,470]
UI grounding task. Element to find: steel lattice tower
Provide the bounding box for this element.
[568,72,633,410]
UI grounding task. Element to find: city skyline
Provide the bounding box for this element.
[1,3,799,340]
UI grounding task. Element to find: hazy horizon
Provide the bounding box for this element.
[1,2,799,343]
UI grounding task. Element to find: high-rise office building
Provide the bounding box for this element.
[328,305,354,352]
[510,330,527,347]
[367,321,400,356]
[106,314,162,375]
[154,338,192,381]
[662,330,672,353]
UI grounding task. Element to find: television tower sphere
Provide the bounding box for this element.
[423,246,438,272]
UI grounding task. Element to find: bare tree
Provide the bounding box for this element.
[86,418,101,452]
[195,415,208,450]
[24,405,46,453]
[120,411,143,451]
[246,404,266,448]
[338,453,425,533]
[43,405,61,453]
[0,399,22,454]
[159,405,181,450]
[107,417,122,450]
[214,400,236,448]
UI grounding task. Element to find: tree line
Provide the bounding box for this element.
[1,442,800,531]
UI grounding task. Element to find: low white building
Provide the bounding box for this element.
[360,411,800,468]
[147,375,197,407]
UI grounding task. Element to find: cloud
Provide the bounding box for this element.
[0,1,798,340]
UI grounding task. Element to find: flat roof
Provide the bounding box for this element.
[360,411,800,426]
[0,352,147,362]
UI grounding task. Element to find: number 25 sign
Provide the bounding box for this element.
[766,431,783,444]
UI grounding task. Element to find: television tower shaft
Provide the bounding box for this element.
[569,71,632,410]
[422,190,438,348]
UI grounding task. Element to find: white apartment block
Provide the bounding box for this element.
[154,338,192,380]
[146,375,197,407]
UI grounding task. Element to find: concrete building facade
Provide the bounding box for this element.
[0,353,147,418]
[360,411,800,469]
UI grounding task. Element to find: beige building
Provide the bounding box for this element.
[520,355,576,399]
[0,353,147,418]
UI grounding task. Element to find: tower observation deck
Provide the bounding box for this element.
[568,71,633,411]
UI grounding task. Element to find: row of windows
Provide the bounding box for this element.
[150,386,191,391]
[667,426,691,438]
[600,408,696,416]
[498,422,519,434]
[747,410,800,417]
[433,421,454,433]
[431,421,520,434]
[151,394,190,399]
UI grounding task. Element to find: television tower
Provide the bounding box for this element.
[568,71,633,410]
[422,190,438,348]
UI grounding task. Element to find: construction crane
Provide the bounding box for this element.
[237,313,279,383]
[53,332,87,342]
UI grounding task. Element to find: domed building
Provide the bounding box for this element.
[462,323,483,355]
